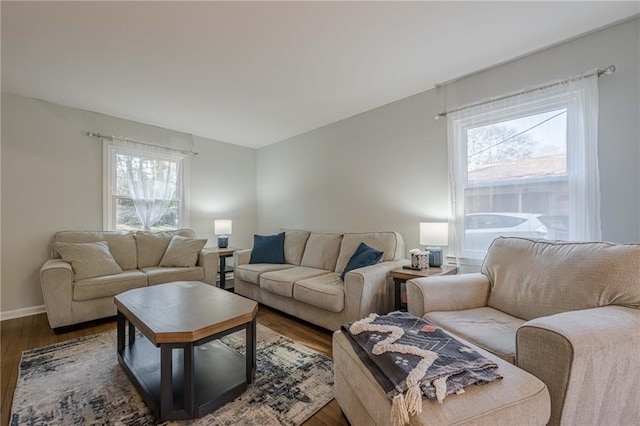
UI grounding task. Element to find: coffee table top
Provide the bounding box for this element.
[114,281,258,345]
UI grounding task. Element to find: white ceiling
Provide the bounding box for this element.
[2,2,638,149]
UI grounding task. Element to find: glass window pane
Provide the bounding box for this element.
[113,149,181,230]
[463,109,568,251]
[116,198,179,231]
[467,109,567,182]
[150,201,179,231]
[115,197,143,231]
[115,154,179,200]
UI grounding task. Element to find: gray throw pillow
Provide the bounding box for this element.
[135,230,197,268]
[159,235,207,267]
[54,241,123,280]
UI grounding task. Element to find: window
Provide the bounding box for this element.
[104,140,189,231]
[448,75,601,261]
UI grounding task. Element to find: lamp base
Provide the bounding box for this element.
[425,247,443,267]
[217,235,229,248]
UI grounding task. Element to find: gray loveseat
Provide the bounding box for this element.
[407,237,640,425]
[234,229,405,330]
[40,229,219,330]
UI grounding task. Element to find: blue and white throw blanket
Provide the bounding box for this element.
[342,312,502,426]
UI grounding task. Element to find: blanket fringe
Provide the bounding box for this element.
[404,384,423,416]
[392,393,410,426]
[434,375,449,404]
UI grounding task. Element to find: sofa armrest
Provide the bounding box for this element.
[344,260,405,319]
[40,259,74,329]
[517,306,640,425]
[406,273,490,317]
[234,249,252,267]
[198,248,220,286]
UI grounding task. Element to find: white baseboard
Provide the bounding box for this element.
[1,305,46,321]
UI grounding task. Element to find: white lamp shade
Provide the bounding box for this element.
[214,220,232,235]
[420,222,448,246]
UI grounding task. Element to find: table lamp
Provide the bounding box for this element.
[419,222,448,267]
[214,220,232,248]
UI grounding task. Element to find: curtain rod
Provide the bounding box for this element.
[87,131,198,155]
[435,65,616,120]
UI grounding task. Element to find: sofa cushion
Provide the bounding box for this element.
[294,273,345,312]
[136,229,196,268]
[300,233,343,271]
[260,267,330,298]
[141,266,204,286]
[52,230,137,270]
[235,263,295,285]
[54,241,123,280]
[340,242,383,280]
[73,269,147,301]
[425,307,524,364]
[335,232,403,273]
[159,236,207,267]
[483,237,640,320]
[250,232,286,264]
[283,229,311,266]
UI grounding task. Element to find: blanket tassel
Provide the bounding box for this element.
[392,393,410,426]
[404,384,423,416]
[434,375,449,404]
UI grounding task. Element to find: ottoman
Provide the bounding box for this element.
[333,330,550,425]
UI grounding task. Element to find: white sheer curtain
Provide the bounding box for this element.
[114,140,186,231]
[566,76,600,241]
[448,74,601,267]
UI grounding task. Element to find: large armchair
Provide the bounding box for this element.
[407,237,640,425]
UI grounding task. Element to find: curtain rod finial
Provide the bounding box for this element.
[604,65,616,75]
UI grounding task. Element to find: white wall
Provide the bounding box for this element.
[256,87,449,245]
[257,18,640,251]
[1,93,257,315]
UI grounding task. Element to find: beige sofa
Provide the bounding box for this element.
[234,230,404,330]
[406,237,640,425]
[40,229,219,330]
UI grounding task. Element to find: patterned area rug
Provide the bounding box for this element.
[11,325,334,425]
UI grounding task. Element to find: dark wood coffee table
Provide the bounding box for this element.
[114,281,258,421]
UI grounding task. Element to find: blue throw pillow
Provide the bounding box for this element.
[250,232,286,264]
[341,242,383,280]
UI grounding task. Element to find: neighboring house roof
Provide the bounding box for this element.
[469,155,566,181]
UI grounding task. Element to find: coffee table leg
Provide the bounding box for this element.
[184,343,195,416]
[117,311,125,354]
[128,321,136,346]
[246,318,256,384]
[160,345,173,420]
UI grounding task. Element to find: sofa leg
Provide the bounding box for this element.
[52,315,117,335]
[53,325,74,335]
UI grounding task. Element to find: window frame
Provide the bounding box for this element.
[450,94,572,260]
[103,140,190,231]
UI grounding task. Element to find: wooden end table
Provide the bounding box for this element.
[114,281,258,421]
[390,265,457,311]
[210,247,239,291]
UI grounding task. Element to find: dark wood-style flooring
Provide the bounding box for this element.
[0,305,349,426]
